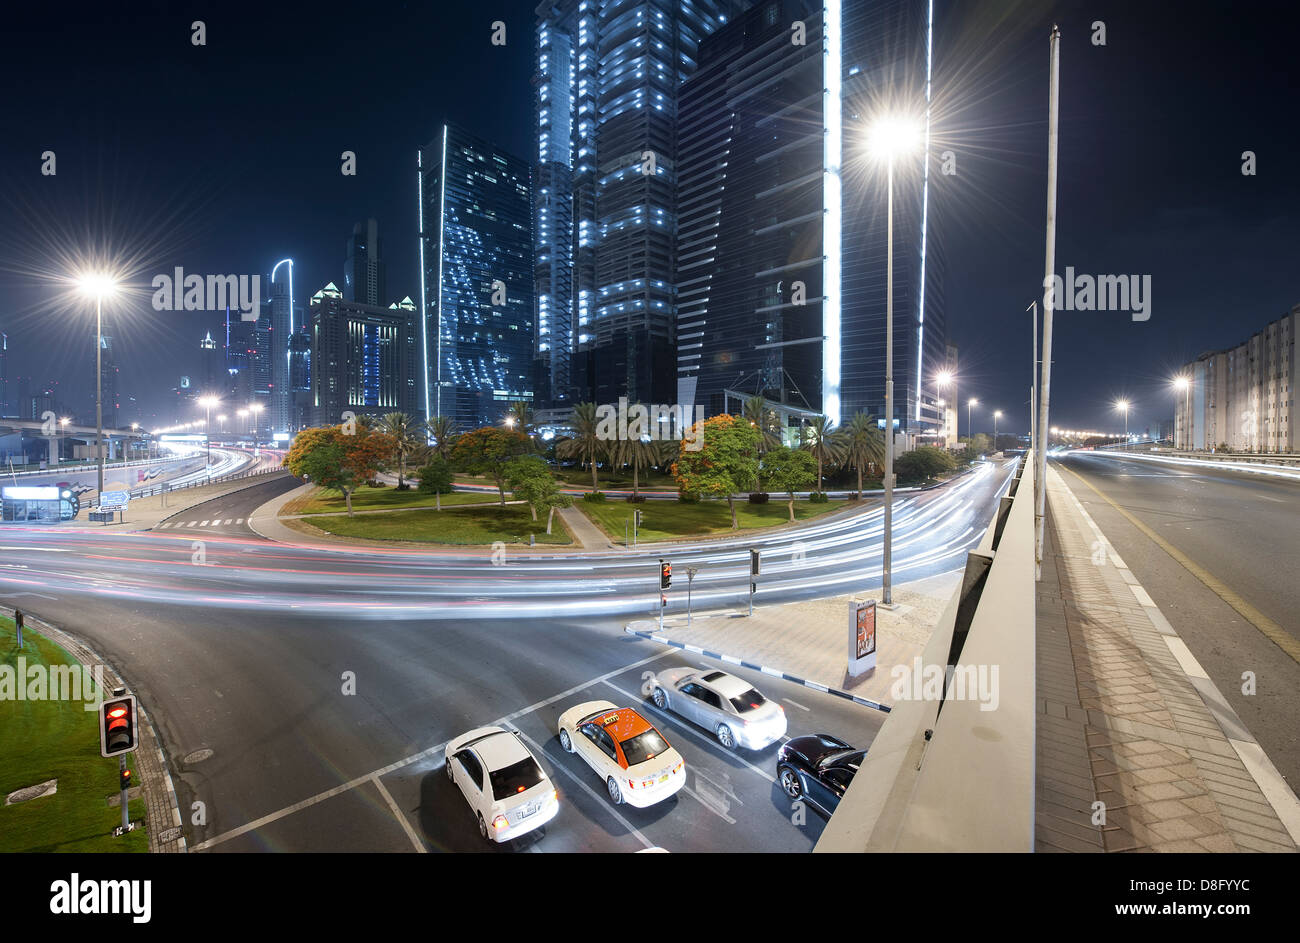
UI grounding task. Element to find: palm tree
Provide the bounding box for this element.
[842,410,886,498]
[505,400,536,435]
[427,415,459,461]
[607,437,661,498]
[377,412,425,488]
[741,395,782,454]
[801,415,845,493]
[556,402,603,492]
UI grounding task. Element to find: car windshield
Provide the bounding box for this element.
[728,689,768,713]
[489,756,545,800]
[620,729,670,767]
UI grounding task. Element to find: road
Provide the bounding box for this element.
[1054,451,1300,789]
[0,460,1015,852]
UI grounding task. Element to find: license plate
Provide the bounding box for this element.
[520,804,537,818]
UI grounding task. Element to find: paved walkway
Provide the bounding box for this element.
[624,571,961,710]
[56,472,290,535]
[1036,462,1299,852]
[557,504,614,550]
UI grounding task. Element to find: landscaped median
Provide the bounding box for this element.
[279,485,573,545]
[0,615,148,852]
[577,495,848,543]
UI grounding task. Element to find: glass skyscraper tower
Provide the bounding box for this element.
[418,122,534,429]
[533,0,747,408]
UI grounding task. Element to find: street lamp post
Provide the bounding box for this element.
[77,273,118,497]
[250,403,264,454]
[936,371,952,444]
[967,397,978,442]
[868,115,921,608]
[1173,376,1190,449]
[993,410,1003,450]
[1116,399,1130,450]
[199,396,220,470]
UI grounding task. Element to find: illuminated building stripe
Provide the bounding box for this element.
[822,0,842,427]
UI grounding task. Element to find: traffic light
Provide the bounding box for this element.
[634,509,642,528]
[750,548,760,576]
[660,559,672,589]
[120,768,132,791]
[99,695,138,758]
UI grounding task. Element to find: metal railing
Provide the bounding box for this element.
[815,453,1035,853]
[124,463,287,501]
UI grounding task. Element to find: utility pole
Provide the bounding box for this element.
[1035,24,1061,582]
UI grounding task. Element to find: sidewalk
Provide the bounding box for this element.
[1036,462,1299,852]
[56,472,291,535]
[623,571,962,710]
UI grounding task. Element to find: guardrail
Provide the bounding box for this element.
[102,463,288,505]
[1144,448,1300,467]
[815,453,1035,852]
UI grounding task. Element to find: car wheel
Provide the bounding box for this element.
[779,765,803,800]
[559,728,573,753]
[717,724,736,750]
[446,759,455,782]
[477,812,489,840]
[652,687,668,710]
[607,776,623,805]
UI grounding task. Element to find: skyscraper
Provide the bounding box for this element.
[675,0,945,438]
[534,0,746,408]
[307,283,419,427]
[269,259,296,435]
[418,122,534,428]
[344,219,387,307]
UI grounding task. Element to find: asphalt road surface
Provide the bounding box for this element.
[1054,452,1300,789]
[0,460,1014,852]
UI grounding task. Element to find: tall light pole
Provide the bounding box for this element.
[993,410,1003,450]
[1115,399,1130,450]
[967,397,978,442]
[77,273,118,497]
[1034,25,1062,581]
[250,402,264,454]
[1173,376,1190,449]
[217,414,227,437]
[199,396,220,469]
[935,370,953,444]
[867,114,921,607]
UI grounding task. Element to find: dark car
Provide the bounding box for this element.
[776,734,865,817]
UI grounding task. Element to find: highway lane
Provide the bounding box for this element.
[1054,451,1300,789]
[0,460,1010,851]
[0,459,1016,619]
[154,474,302,537]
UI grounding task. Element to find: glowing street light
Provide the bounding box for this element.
[76,271,119,497]
[866,112,922,608]
[1115,399,1131,450]
[993,410,1004,448]
[198,395,221,469]
[967,397,979,441]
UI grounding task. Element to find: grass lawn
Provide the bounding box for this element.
[579,497,845,543]
[0,615,149,852]
[304,502,573,545]
[285,485,498,516]
[553,466,677,490]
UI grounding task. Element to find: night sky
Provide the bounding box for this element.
[2,0,1296,437]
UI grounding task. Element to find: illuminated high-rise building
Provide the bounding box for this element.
[418,123,534,428]
[344,219,387,307]
[533,0,746,408]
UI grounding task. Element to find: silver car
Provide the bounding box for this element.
[648,668,787,750]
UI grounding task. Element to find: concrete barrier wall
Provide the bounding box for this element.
[816,456,1035,852]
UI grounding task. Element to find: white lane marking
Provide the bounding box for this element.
[187,522,197,527]
[783,697,810,712]
[190,649,674,851]
[200,521,209,527]
[682,783,737,824]
[1130,584,1156,607]
[370,774,426,852]
[235,518,244,525]
[601,679,777,785]
[511,728,654,850]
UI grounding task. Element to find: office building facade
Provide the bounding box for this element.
[345,219,387,307]
[1177,305,1297,452]
[675,0,945,441]
[307,283,419,427]
[418,123,534,428]
[534,0,747,408]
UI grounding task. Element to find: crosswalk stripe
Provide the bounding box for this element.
[188,521,197,527]
[200,520,209,526]
[235,518,243,525]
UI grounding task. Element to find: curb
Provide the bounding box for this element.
[1,606,188,853]
[622,624,892,714]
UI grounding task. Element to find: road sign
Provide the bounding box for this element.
[99,491,129,512]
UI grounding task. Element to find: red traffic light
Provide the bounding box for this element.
[659,560,672,589]
[99,695,138,758]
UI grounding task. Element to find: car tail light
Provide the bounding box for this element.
[516,785,527,793]
[627,779,637,789]
[492,814,509,831]
[674,761,683,773]
[551,789,559,803]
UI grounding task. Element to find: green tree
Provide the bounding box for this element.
[741,395,782,456]
[416,455,454,510]
[800,415,845,493]
[762,446,818,522]
[964,433,991,455]
[283,425,395,517]
[842,410,886,498]
[606,437,661,498]
[671,414,759,529]
[378,411,425,488]
[450,426,530,506]
[555,402,605,493]
[895,445,956,483]
[505,455,571,533]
